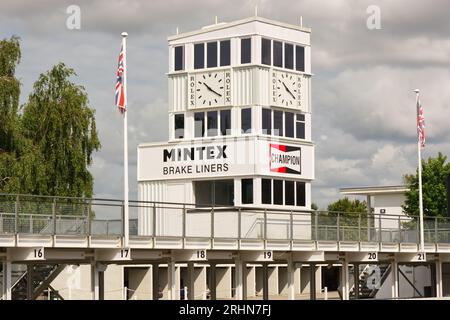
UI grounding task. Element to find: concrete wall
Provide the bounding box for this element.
[127,267,152,300]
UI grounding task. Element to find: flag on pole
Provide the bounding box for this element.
[115,45,126,113]
[417,98,425,148]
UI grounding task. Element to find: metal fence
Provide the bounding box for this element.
[0,193,449,244]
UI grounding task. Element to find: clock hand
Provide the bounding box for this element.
[282,82,296,100]
[203,83,222,97]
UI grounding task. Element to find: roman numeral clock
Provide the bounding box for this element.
[189,70,232,108]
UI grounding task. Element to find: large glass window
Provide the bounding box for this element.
[220,40,230,66]
[174,114,184,139]
[273,179,283,205]
[207,42,217,68]
[262,108,271,135]
[273,110,283,136]
[284,43,293,70]
[296,113,305,139]
[220,109,231,136]
[273,41,282,68]
[174,46,184,71]
[195,180,234,207]
[285,112,294,138]
[261,179,271,204]
[207,111,218,136]
[296,45,305,72]
[241,38,251,64]
[285,181,295,205]
[194,112,205,137]
[194,43,205,69]
[261,38,271,66]
[296,181,306,206]
[241,108,251,133]
[241,179,253,204]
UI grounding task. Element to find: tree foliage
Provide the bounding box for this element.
[327,197,367,213]
[0,37,100,198]
[403,152,450,218]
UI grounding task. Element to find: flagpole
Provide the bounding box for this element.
[122,31,129,248]
[414,88,424,252]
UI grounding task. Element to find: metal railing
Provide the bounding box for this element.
[0,193,450,244]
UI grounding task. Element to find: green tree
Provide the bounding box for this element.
[403,152,450,218]
[327,197,367,213]
[21,63,101,198]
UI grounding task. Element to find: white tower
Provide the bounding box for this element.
[138,16,314,237]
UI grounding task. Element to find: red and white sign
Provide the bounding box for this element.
[270,144,301,174]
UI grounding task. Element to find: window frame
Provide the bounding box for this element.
[174,113,184,139]
[240,38,252,64]
[174,45,184,71]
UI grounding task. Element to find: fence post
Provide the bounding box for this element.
[398,215,401,243]
[378,214,382,243]
[52,198,57,235]
[121,201,125,238]
[337,213,340,241]
[358,213,361,242]
[152,202,156,237]
[416,215,420,245]
[264,209,267,241]
[435,216,438,243]
[238,208,242,245]
[15,195,19,234]
[29,214,33,234]
[87,200,92,236]
[290,210,294,242]
[314,212,318,241]
[182,204,186,239]
[106,220,110,236]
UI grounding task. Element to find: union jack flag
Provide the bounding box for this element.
[417,98,425,148]
[115,45,126,113]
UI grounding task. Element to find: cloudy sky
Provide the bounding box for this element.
[1,0,449,210]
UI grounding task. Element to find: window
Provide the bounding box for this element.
[296,45,305,72]
[241,179,253,204]
[194,112,205,137]
[261,179,271,204]
[220,109,231,136]
[285,181,295,205]
[273,41,282,68]
[220,40,230,66]
[273,110,283,136]
[174,114,184,139]
[207,42,217,68]
[273,180,283,205]
[207,111,218,136]
[296,113,305,139]
[194,43,205,69]
[241,108,251,133]
[174,46,184,71]
[285,112,294,138]
[262,108,271,135]
[261,38,271,65]
[241,38,251,64]
[195,180,234,207]
[296,181,306,206]
[284,43,293,70]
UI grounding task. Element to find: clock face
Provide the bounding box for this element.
[271,71,302,108]
[188,71,231,108]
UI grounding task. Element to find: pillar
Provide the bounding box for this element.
[391,260,398,299]
[262,263,269,300]
[310,264,316,300]
[436,259,443,298]
[246,266,256,298]
[91,263,100,300]
[152,263,159,300]
[2,261,12,300]
[287,256,295,300]
[194,266,207,300]
[353,263,360,299]
[187,262,195,300]
[27,264,34,300]
[341,260,349,300]
[209,263,216,300]
[167,261,176,300]
[235,258,244,300]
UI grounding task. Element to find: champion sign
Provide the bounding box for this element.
[270,144,301,174]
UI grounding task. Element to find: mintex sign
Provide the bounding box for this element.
[269,144,301,174]
[138,138,314,181]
